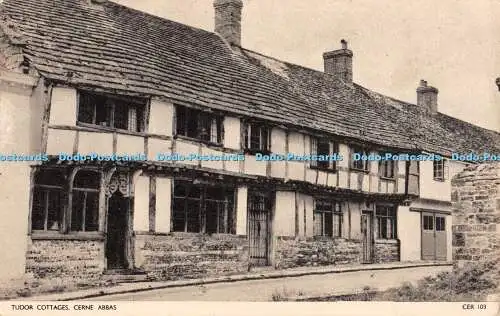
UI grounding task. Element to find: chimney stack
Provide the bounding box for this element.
[214,0,243,47]
[416,80,438,114]
[323,39,353,83]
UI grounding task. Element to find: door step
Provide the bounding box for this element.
[103,269,150,283]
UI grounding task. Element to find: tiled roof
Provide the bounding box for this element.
[1,0,499,156]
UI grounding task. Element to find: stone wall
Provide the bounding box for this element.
[134,233,249,280]
[274,237,362,269]
[374,240,400,263]
[451,163,499,264]
[25,239,105,281]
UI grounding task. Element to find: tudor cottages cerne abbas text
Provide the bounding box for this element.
[0,0,499,282]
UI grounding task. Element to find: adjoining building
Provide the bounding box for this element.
[0,0,499,282]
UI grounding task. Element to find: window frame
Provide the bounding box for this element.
[350,145,370,172]
[313,199,342,238]
[243,121,271,154]
[379,156,396,180]
[433,159,448,182]
[175,105,224,146]
[375,205,397,239]
[70,170,101,233]
[172,181,235,234]
[310,138,337,172]
[77,91,147,133]
[31,169,65,233]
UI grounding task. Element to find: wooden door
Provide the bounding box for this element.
[435,214,447,260]
[248,191,271,266]
[422,212,447,261]
[361,212,374,263]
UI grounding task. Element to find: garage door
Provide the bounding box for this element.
[421,212,447,261]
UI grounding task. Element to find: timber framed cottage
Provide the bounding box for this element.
[0,0,499,282]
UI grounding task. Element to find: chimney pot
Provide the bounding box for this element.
[214,0,243,47]
[323,39,353,83]
[416,80,438,114]
[341,39,348,49]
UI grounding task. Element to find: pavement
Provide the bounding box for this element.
[22,261,452,301]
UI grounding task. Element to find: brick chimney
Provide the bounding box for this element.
[416,80,438,113]
[214,0,243,47]
[323,39,353,83]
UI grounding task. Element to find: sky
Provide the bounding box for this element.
[115,0,500,132]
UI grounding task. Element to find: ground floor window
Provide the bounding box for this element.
[172,180,235,234]
[313,199,342,237]
[31,167,102,233]
[31,169,65,231]
[376,205,397,239]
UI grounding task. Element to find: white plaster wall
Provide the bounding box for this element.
[317,170,327,186]
[49,87,77,126]
[327,173,336,187]
[244,154,267,176]
[236,186,248,235]
[419,160,466,202]
[270,127,286,154]
[288,161,305,181]
[225,159,241,174]
[0,164,31,280]
[147,138,172,161]
[223,116,241,150]
[274,191,296,237]
[338,170,348,188]
[29,79,47,153]
[133,175,150,232]
[201,147,224,170]
[116,134,144,155]
[45,128,75,155]
[0,81,36,280]
[155,177,172,233]
[148,99,173,136]
[287,132,303,155]
[78,132,113,154]
[338,144,350,169]
[302,194,314,238]
[398,206,421,261]
[446,214,452,261]
[348,202,362,240]
[175,141,199,166]
[397,161,406,193]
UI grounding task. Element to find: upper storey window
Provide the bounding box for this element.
[243,122,270,154]
[78,92,146,133]
[310,138,337,171]
[176,105,223,145]
[350,145,369,172]
[433,159,448,181]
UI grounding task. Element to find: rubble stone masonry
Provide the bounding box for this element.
[134,233,249,280]
[25,239,105,281]
[274,237,362,268]
[451,163,500,264]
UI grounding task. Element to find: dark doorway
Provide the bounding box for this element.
[106,192,129,269]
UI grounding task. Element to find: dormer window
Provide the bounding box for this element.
[243,122,270,154]
[176,105,223,145]
[78,92,146,132]
[350,145,369,171]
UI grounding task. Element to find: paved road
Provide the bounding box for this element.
[90,265,451,301]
